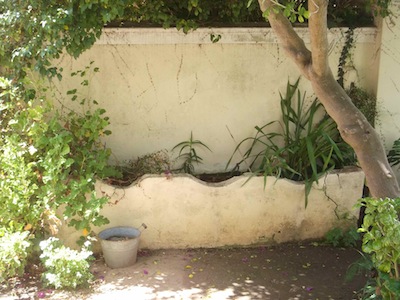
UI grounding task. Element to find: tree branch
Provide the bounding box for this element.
[258,0,312,79]
[258,0,400,198]
[308,0,330,77]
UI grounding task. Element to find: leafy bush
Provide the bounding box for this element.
[40,237,94,289]
[115,0,263,32]
[0,231,32,283]
[0,1,129,79]
[0,76,116,237]
[325,227,360,248]
[117,0,377,30]
[228,78,354,205]
[357,197,400,299]
[0,0,390,81]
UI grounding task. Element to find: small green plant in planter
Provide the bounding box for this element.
[109,150,172,185]
[172,132,212,175]
[227,78,355,206]
[357,197,400,299]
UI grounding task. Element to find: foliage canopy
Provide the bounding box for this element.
[0,0,388,82]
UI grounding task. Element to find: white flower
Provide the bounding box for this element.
[28,145,37,155]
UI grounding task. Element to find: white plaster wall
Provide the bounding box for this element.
[376,1,400,181]
[57,168,364,251]
[50,27,379,173]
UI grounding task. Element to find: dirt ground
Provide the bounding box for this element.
[1,242,368,300]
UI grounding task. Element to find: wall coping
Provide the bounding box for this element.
[116,166,363,189]
[98,27,378,45]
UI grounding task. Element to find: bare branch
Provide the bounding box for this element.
[308,0,330,77]
[259,0,400,198]
[258,0,312,79]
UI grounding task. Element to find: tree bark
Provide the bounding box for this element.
[258,0,400,199]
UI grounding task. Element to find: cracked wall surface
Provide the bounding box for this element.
[51,27,380,173]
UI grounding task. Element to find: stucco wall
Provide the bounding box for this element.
[51,27,379,173]
[57,168,364,251]
[376,1,400,181]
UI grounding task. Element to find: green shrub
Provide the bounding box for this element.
[325,227,360,248]
[0,231,32,283]
[117,0,376,30]
[357,197,400,299]
[39,237,94,289]
[0,73,117,237]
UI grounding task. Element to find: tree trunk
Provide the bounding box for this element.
[258,0,400,199]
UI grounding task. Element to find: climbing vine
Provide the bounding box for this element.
[337,28,355,88]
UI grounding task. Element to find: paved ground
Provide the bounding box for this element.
[1,243,367,300]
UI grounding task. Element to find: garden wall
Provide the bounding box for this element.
[57,167,364,251]
[51,27,380,173]
[376,4,400,181]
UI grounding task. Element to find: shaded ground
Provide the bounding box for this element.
[1,243,368,300]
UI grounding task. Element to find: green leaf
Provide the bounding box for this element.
[67,89,77,95]
[306,137,317,178]
[61,145,70,156]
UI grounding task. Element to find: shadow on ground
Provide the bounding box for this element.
[1,243,367,300]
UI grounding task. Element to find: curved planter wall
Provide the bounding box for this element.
[58,167,364,250]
